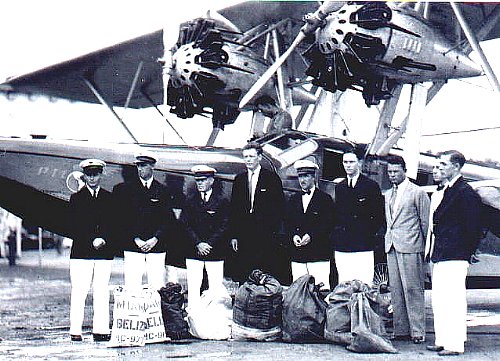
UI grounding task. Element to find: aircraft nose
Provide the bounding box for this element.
[447,49,483,78]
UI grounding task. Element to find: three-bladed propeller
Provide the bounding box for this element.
[238,1,343,109]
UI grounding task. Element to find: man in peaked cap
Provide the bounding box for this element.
[285,159,334,289]
[180,165,230,309]
[68,159,114,342]
[112,150,177,291]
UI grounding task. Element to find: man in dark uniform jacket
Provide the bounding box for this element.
[180,165,230,309]
[68,159,114,342]
[112,150,176,291]
[229,142,287,283]
[426,150,482,356]
[285,159,334,290]
[332,149,384,285]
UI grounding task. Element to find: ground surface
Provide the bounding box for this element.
[0,249,499,360]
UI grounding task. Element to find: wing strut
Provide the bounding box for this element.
[271,29,289,111]
[450,2,500,96]
[140,90,188,145]
[206,127,221,147]
[124,61,144,110]
[81,76,138,143]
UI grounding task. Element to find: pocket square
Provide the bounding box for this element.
[207,210,216,215]
[150,198,160,202]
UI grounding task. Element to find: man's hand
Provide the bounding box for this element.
[140,237,158,253]
[92,237,106,250]
[134,237,145,248]
[424,262,433,283]
[230,239,238,252]
[196,242,212,256]
[293,235,302,247]
[301,233,311,246]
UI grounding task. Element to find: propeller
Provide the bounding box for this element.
[238,1,344,109]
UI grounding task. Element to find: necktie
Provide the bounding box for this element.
[248,171,255,212]
[389,184,398,216]
[202,192,207,202]
[348,178,353,188]
[436,184,445,191]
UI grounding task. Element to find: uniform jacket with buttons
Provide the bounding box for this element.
[112,178,176,253]
[332,174,384,252]
[432,177,482,262]
[69,187,115,260]
[285,188,334,262]
[180,188,230,261]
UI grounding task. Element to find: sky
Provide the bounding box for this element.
[0,0,499,162]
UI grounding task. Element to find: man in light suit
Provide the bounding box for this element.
[426,150,482,356]
[332,149,384,284]
[229,142,287,283]
[384,155,430,344]
[285,160,334,290]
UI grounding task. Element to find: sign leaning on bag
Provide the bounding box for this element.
[109,287,167,347]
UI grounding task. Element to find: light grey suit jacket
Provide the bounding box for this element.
[384,180,430,254]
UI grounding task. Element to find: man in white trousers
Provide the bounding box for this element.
[112,151,177,291]
[426,150,482,356]
[332,149,384,285]
[180,165,230,309]
[285,160,334,290]
[68,159,114,342]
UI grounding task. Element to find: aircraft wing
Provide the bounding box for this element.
[2,30,164,109]
[1,2,498,109]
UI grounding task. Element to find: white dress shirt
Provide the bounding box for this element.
[141,177,153,189]
[200,188,213,202]
[391,177,410,215]
[347,172,360,188]
[301,186,315,213]
[248,165,261,212]
[86,186,100,198]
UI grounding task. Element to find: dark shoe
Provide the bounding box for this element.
[438,350,461,356]
[93,333,111,342]
[70,334,83,341]
[412,336,425,344]
[427,345,444,352]
[390,335,411,341]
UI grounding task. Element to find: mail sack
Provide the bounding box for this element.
[282,274,327,343]
[187,289,233,340]
[232,269,283,341]
[158,282,190,340]
[108,286,167,347]
[324,280,359,345]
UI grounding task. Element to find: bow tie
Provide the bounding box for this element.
[301,190,311,195]
[436,184,445,191]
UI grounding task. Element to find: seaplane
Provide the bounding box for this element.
[0,1,498,286]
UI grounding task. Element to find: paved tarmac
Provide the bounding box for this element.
[0,249,499,360]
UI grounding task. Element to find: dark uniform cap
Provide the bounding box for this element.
[294,159,319,175]
[191,165,217,179]
[79,159,106,174]
[134,150,157,165]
